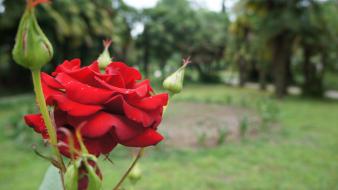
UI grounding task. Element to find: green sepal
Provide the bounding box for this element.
[84,156,102,190]
[64,160,81,190]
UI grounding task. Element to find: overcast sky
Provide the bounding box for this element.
[123,0,236,12]
[124,0,237,36]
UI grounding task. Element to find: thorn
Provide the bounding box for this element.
[104,154,115,165]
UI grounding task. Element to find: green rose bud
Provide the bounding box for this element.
[83,156,102,190]
[65,155,102,190]
[97,40,112,70]
[163,57,191,94]
[12,4,53,70]
[128,163,142,185]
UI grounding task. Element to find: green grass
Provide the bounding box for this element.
[0,85,337,190]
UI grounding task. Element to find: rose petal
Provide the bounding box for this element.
[88,61,100,73]
[24,114,48,139]
[51,95,102,117]
[105,62,142,86]
[129,93,168,110]
[67,112,116,138]
[53,108,68,126]
[120,129,163,147]
[55,73,114,105]
[53,59,81,76]
[41,72,63,89]
[84,133,118,156]
[106,95,155,127]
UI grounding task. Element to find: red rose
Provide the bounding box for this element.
[25,59,168,157]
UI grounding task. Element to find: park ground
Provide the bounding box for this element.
[0,84,337,190]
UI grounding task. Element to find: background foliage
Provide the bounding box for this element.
[1,0,336,97]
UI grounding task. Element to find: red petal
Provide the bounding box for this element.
[53,108,68,127]
[122,99,154,127]
[129,93,168,110]
[105,95,155,127]
[104,95,124,115]
[53,59,81,76]
[55,73,113,105]
[112,116,144,141]
[120,129,163,147]
[88,61,100,73]
[24,114,48,139]
[67,112,115,138]
[125,80,152,99]
[105,62,142,86]
[55,61,125,89]
[41,72,63,89]
[51,95,102,117]
[67,112,144,141]
[84,133,117,156]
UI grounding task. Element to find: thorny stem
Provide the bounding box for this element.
[113,148,145,190]
[31,70,66,187]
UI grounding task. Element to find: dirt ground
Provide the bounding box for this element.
[159,102,265,148]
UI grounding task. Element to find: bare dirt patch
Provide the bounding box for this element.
[159,102,266,148]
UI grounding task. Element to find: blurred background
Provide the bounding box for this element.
[0,0,337,189]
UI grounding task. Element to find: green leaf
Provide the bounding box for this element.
[39,165,63,190]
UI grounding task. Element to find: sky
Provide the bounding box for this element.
[123,0,237,12]
[124,0,237,36]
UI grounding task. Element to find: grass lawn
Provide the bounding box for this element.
[0,85,337,190]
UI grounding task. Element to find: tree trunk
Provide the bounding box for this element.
[259,64,267,91]
[273,36,291,98]
[222,0,226,13]
[302,48,324,97]
[238,56,247,87]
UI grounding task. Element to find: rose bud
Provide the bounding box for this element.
[97,40,112,70]
[83,159,102,190]
[163,57,191,94]
[128,163,142,185]
[12,0,53,70]
[65,156,102,190]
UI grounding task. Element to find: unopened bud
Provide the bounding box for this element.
[97,40,112,70]
[12,1,53,70]
[83,157,102,190]
[128,163,142,185]
[163,57,191,94]
[66,156,102,190]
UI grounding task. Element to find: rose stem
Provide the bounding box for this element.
[113,148,145,190]
[31,70,66,176]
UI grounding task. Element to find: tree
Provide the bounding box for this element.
[138,0,229,82]
[234,0,338,98]
[0,0,134,91]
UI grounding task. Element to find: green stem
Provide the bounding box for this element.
[31,70,66,172]
[113,148,144,190]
